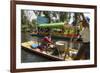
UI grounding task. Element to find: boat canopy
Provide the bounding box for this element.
[37,22,64,28]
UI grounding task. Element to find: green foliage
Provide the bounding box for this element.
[21,10,37,32]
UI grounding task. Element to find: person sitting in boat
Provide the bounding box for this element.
[38,33,52,52]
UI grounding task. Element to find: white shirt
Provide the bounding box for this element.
[80,27,90,43]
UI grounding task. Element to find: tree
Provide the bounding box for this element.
[21,10,37,32]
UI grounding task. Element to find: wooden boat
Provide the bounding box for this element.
[21,41,79,61]
[21,41,64,61]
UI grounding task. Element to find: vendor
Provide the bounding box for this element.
[38,33,52,51]
[42,33,52,44]
[74,19,90,60]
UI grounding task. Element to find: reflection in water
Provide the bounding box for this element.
[21,48,51,63]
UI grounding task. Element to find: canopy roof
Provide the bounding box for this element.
[38,22,64,28]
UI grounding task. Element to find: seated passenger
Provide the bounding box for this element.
[38,34,52,51]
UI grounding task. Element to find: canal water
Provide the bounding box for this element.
[21,48,51,63]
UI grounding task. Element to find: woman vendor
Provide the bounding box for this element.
[38,34,52,52]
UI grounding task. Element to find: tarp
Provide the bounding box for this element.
[38,22,64,28]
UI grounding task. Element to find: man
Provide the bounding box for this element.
[74,20,90,60]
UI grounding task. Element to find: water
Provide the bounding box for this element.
[21,48,51,63]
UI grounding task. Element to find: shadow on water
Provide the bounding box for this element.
[21,48,51,63]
